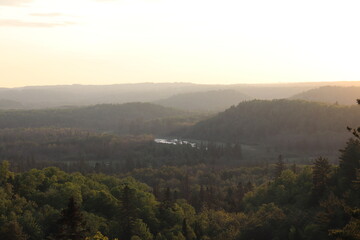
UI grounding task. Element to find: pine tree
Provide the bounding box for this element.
[274,155,285,178]
[56,197,88,240]
[346,99,360,140]
[0,221,27,240]
[245,181,254,193]
[182,218,195,240]
[338,139,360,190]
[235,182,245,211]
[119,185,137,240]
[291,162,297,174]
[163,187,173,206]
[181,174,190,201]
[311,157,331,203]
[0,160,14,186]
[182,218,189,240]
[225,187,236,211]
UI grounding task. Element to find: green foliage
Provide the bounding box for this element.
[240,203,286,240]
[311,157,331,204]
[338,139,360,191]
[55,197,89,240]
[0,160,14,186]
[131,219,153,240]
[0,220,28,240]
[85,231,110,240]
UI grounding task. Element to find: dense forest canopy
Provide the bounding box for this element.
[0,136,359,240]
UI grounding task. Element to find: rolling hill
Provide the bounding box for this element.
[2,82,358,109]
[155,89,252,112]
[290,86,360,105]
[0,99,24,109]
[0,102,203,135]
[179,99,360,153]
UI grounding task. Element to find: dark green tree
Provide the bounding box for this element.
[311,157,331,203]
[182,218,195,240]
[0,221,27,240]
[274,155,285,179]
[119,185,137,240]
[56,197,88,240]
[346,99,360,140]
[338,139,360,190]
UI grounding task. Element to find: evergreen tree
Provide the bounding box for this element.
[0,160,14,186]
[182,218,195,240]
[346,99,360,140]
[225,187,236,211]
[119,185,137,240]
[311,157,331,203]
[0,221,27,240]
[338,139,360,190]
[181,174,190,201]
[245,181,254,193]
[291,162,297,174]
[274,155,285,179]
[56,197,88,240]
[235,182,245,211]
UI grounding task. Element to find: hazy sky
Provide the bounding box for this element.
[1,0,360,87]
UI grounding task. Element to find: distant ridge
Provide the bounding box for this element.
[0,99,23,109]
[1,82,359,109]
[155,89,252,112]
[290,86,360,105]
[0,102,198,135]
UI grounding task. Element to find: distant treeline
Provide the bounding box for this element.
[0,103,205,136]
[0,128,246,173]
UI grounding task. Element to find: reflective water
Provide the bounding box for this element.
[154,138,197,147]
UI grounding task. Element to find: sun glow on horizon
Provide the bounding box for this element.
[1,0,360,87]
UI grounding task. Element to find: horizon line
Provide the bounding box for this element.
[2,80,360,89]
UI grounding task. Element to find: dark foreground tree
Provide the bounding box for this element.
[119,185,137,240]
[346,99,360,140]
[311,157,331,203]
[0,221,27,240]
[55,197,88,240]
[338,139,360,190]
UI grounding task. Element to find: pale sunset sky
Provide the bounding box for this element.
[1,0,360,87]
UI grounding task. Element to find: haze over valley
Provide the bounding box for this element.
[1,0,360,239]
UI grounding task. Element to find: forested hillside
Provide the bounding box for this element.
[291,86,360,105]
[0,96,359,240]
[0,103,204,136]
[155,90,252,112]
[180,99,360,154]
